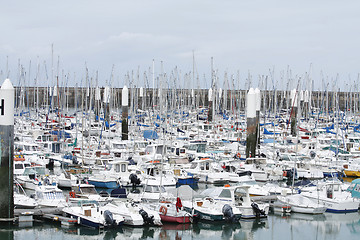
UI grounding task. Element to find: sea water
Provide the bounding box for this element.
[0,211,358,240]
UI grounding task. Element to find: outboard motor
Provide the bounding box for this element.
[139,209,154,225]
[251,202,265,218]
[127,157,136,165]
[43,177,51,185]
[310,151,316,159]
[222,204,236,222]
[129,173,141,193]
[104,210,115,226]
[46,159,54,170]
[72,155,78,165]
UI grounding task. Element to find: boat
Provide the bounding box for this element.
[277,194,327,214]
[145,197,193,223]
[14,182,38,209]
[204,185,269,219]
[34,185,68,208]
[16,166,57,190]
[87,174,120,189]
[62,201,124,229]
[301,182,359,213]
[183,196,242,222]
[184,158,230,185]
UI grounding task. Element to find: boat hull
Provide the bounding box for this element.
[87,180,119,189]
[160,214,191,223]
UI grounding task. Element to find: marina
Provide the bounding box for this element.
[3,1,360,239]
[2,76,360,240]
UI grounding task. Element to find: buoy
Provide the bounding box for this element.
[159,206,167,215]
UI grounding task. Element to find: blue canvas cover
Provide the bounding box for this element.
[143,130,159,139]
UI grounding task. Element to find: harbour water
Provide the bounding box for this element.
[1,211,359,240]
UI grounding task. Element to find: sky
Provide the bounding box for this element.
[1,0,360,91]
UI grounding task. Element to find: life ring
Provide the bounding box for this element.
[69,191,76,198]
[237,153,241,158]
[159,206,167,215]
[283,171,287,177]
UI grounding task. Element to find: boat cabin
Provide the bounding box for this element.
[347,179,360,199]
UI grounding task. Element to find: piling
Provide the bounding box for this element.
[139,87,144,110]
[255,88,261,152]
[122,86,129,140]
[290,89,298,137]
[95,87,101,121]
[208,88,213,122]
[0,79,14,224]
[246,88,257,158]
[103,86,110,128]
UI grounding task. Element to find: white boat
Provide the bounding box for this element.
[182,196,242,222]
[101,202,145,226]
[128,179,174,202]
[301,182,359,213]
[203,185,269,219]
[56,172,80,188]
[13,156,31,176]
[62,201,124,229]
[16,166,57,190]
[185,158,230,184]
[68,183,110,204]
[14,182,38,209]
[277,194,327,214]
[34,185,68,208]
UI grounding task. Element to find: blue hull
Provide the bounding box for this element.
[67,213,102,229]
[326,208,359,213]
[87,180,119,189]
[323,172,339,178]
[177,178,199,185]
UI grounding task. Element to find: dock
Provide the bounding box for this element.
[14,208,76,227]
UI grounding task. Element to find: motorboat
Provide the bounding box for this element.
[277,194,327,214]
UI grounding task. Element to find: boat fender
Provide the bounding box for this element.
[283,171,287,177]
[159,206,167,215]
[69,191,76,198]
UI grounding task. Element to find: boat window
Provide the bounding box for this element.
[121,164,126,172]
[144,185,152,192]
[150,186,166,193]
[347,183,356,191]
[234,188,247,198]
[115,164,120,173]
[190,163,197,169]
[205,162,210,170]
[15,164,24,169]
[188,145,197,151]
[81,187,97,194]
[156,146,165,155]
[200,163,204,170]
[219,189,232,199]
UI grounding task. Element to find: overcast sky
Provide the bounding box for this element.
[1,0,360,90]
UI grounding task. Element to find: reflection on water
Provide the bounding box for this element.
[5,211,360,240]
